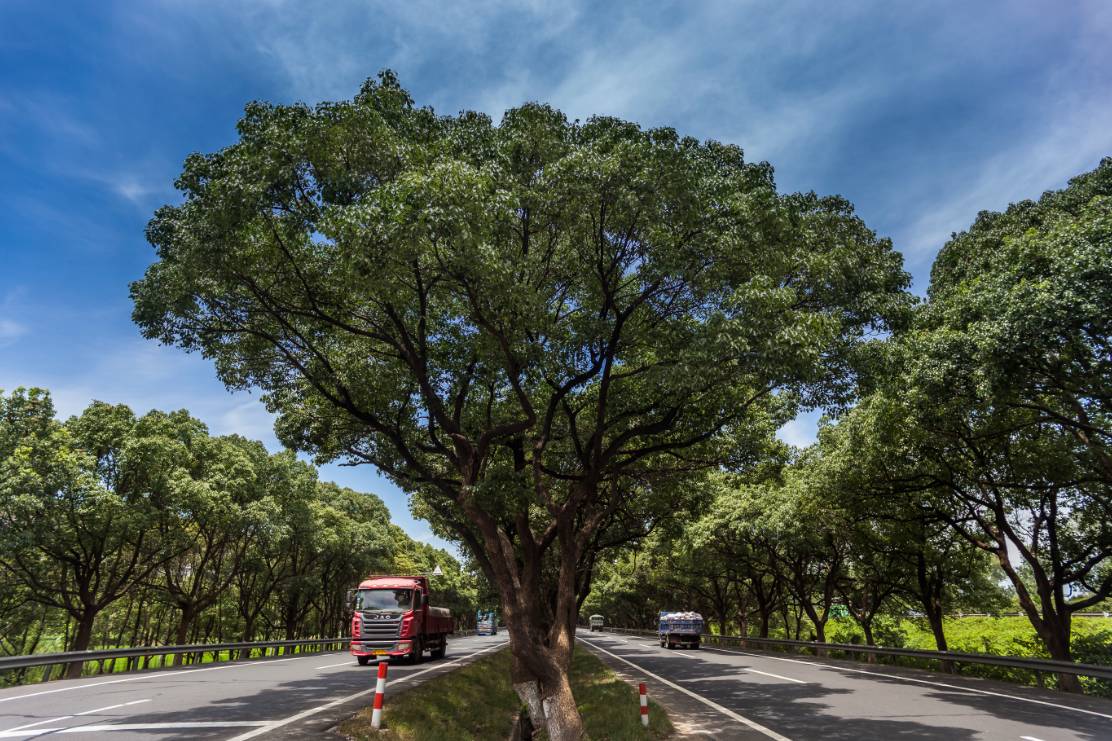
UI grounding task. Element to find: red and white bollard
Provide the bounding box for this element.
[370,661,389,729]
[639,682,649,727]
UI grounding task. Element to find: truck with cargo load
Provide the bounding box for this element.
[658,610,703,649]
[349,575,453,665]
[476,610,498,636]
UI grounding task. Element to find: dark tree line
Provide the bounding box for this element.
[0,388,479,680]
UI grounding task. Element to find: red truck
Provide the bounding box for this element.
[349,575,454,665]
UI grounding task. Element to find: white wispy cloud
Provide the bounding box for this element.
[0,318,28,348]
[215,398,280,442]
[892,10,1112,270]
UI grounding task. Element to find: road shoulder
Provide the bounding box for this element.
[577,636,773,740]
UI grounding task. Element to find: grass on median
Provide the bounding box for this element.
[339,646,672,740]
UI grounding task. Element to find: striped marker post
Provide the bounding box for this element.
[371,661,389,729]
[639,682,649,727]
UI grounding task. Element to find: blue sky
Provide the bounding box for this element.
[2,1,1110,549]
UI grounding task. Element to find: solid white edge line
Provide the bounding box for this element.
[225,639,510,741]
[0,652,342,704]
[746,669,807,685]
[315,661,355,670]
[0,698,152,734]
[578,637,791,741]
[699,645,1112,721]
[0,717,72,733]
[0,722,271,738]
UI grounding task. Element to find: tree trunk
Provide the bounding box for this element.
[758,608,771,638]
[1039,618,1081,693]
[737,607,749,639]
[505,612,584,741]
[861,619,874,646]
[993,544,1082,693]
[915,554,953,671]
[472,504,588,740]
[240,616,257,660]
[172,605,197,666]
[66,610,98,679]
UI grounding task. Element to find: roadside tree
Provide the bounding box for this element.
[131,72,910,736]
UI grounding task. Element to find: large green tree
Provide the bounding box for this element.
[817,159,1112,691]
[0,392,177,676]
[913,160,1112,690]
[131,72,909,737]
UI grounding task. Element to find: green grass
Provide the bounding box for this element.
[825,615,1110,657]
[339,647,673,740]
[556,646,672,740]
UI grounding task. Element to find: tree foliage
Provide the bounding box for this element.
[130,71,910,737]
[591,159,1111,696]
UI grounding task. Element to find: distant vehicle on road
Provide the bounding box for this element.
[477,609,498,635]
[349,575,453,665]
[589,614,605,631]
[659,610,704,649]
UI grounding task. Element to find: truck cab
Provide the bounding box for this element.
[349,575,453,665]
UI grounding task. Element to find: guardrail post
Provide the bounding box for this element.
[639,683,649,728]
[371,661,389,729]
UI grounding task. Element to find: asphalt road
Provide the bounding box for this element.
[578,632,1112,741]
[0,634,506,740]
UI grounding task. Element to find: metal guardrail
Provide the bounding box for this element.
[606,628,1112,682]
[0,637,352,676]
[1,628,482,681]
[946,611,1112,619]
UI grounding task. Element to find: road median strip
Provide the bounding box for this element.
[340,639,672,739]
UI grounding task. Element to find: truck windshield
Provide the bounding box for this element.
[355,589,414,612]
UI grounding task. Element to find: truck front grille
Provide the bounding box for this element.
[359,613,402,643]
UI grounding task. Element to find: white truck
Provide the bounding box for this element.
[588,614,605,632]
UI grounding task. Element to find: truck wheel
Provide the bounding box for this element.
[409,639,423,664]
[357,655,370,666]
[430,639,446,660]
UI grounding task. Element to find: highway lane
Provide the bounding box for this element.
[0,634,506,740]
[579,633,1112,740]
